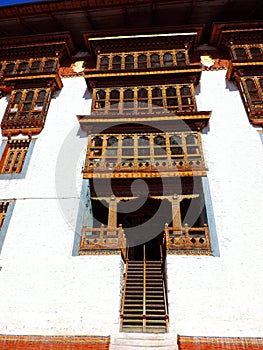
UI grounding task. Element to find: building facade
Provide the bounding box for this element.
[0,1,263,349]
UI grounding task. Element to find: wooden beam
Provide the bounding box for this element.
[49,14,67,32]
[85,10,95,30]
[186,0,196,22]
[151,3,159,27]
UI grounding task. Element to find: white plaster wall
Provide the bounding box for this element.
[168,70,263,337]
[0,94,8,119]
[0,77,122,336]
[1,71,263,338]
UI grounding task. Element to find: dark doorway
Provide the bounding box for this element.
[128,233,163,261]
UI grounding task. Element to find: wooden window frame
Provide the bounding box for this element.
[97,49,190,70]
[0,57,59,76]
[5,88,51,121]
[231,44,263,60]
[85,131,205,171]
[0,139,31,174]
[0,201,9,229]
[92,83,196,114]
[240,76,263,114]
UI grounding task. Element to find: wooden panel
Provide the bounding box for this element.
[178,336,263,350]
[0,335,110,350]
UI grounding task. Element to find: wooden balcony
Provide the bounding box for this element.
[4,71,62,90]
[79,224,127,258]
[83,157,207,178]
[1,111,46,136]
[164,224,211,255]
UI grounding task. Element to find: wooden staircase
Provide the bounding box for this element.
[120,250,168,333]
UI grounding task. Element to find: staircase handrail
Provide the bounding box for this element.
[143,244,146,332]
[162,277,169,333]
[119,258,129,332]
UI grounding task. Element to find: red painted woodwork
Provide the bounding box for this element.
[0,335,110,350]
[178,336,263,350]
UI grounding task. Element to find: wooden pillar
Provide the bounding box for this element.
[107,195,117,230]
[171,194,182,228]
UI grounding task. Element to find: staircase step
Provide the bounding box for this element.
[121,259,168,334]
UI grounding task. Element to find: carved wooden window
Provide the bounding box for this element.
[5,63,15,74]
[17,61,29,74]
[239,76,263,119]
[234,47,247,60]
[2,88,51,133]
[176,52,187,66]
[249,47,262,59]
[85,132,205,171]
[112,55,122,70]
[0,139,30,174]
[0,201,9,229]
[0,58,58,76]
[125,55,134,69]
[150,54,160,68]
[180,86,194,110]
[109,89,120,110]
[166,87,178,111]
[163,53,173,67]
[94,89,106,109]
[92,84,196,114]
[152,87,163,110]
[30,60,42,73]
[245,78,261,103]
[123,89,134,111]
[232,45,263,60]
[43,59,56,73]
[97,49,189,70]
[106,136,118,160]
[138,54,147,69]
[137,88,148,111]
[6,88,50,115]
[100,56,109,70]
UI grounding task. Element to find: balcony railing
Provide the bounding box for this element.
[1,111,46,135]
[164,223,211,253]
[85,158,205,173]
[79,224,127,258]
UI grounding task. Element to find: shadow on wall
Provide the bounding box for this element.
[258,131,263,145]
[195,84,201,96]
[225,79,238,92]
[0,200,16,255]
[72,178,92,256]
[83,88,92,100]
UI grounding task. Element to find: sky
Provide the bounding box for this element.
[0,0,43,6]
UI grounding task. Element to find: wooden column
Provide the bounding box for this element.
[107,195,117,230]
[171,194,182,228]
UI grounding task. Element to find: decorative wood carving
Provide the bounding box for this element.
[83,131,207,178]
[79,224,126,258]
[0,139,30,174]
[1,88,53,136]
[0,201,10,229]
[164,223,211,254]
[211,22,263,126]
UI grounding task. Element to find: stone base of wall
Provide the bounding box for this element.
[178,336,263,349]
[0,335,110,350]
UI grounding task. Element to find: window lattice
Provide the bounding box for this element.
[0,139,30,174]
[0,201,9,229]
[1,88,52,132]
[93,84,196,114]
[241,76,263,113]
[232,45,263,60]
[97,50,189,70]
[0,57,58,76]
[85,132,205,172]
